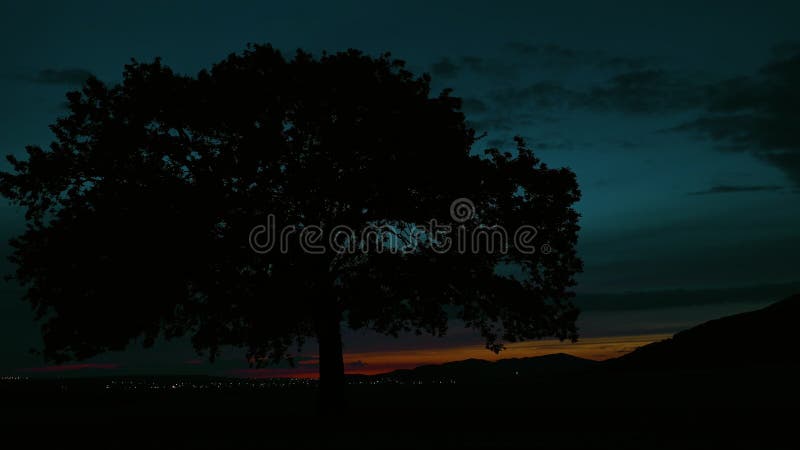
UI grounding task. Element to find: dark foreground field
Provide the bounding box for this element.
[2,366,798,449]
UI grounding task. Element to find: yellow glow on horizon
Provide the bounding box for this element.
[342,333,671,374]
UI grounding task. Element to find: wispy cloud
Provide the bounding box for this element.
[431,42,649,80]
[10,68,94,85]
[671,47,800,186]
[505,42,648,71]
[487,70,707,115]
[688,185,784,196]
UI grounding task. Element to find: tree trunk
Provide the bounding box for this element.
[316,309,345,414]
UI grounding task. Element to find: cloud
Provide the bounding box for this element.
[771,41,800,58]
[430,43,648,81]
[467,112,558,133]
[533,139,588,151]
[428,43,698,138]
[430,56,517,80]
[490,81,576,110]
[478,135,590,151]
[437,42,799,182]
[16,68,94,85]
[430,57,459,78]
[506,42,647,70]
[673,49,800,186]
[687,185,784,195]
[762,151,800,187]
[574,282,800,312]
[579,69,706,113]
[345,360,368,369]
[506,42,585,60]
[460,97,489,114]
[484,69,707,117]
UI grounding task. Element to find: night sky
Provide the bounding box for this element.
[1,0,799,377]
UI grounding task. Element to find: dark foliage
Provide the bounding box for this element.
[0,44,582,407]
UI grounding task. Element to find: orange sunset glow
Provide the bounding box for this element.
[229,333,671,378]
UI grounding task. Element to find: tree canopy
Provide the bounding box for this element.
[1,45,582,404]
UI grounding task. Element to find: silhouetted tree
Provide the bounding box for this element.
[0,44,582,411]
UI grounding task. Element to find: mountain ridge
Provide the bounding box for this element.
[353,294,800,380]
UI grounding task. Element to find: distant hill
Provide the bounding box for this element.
[611,294,800,368]
[354,294,800,382]
[362,353,599,383]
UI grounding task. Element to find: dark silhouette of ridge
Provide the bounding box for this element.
[362,352,598,383]
[357,295,800,381]
[611,294,800,368]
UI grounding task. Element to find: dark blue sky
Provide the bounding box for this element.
[1,0,798,375]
